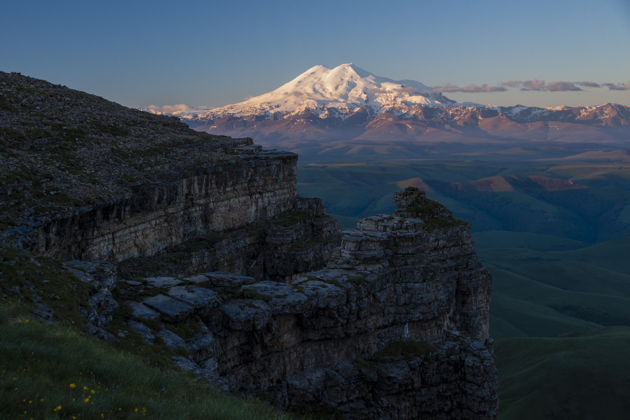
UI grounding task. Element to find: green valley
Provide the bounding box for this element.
[297,155,630,419]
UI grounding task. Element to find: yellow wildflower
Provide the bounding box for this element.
[84,396,91,403]
[53,405,63,412]
[69,383,77,389]
[90,389,96,394]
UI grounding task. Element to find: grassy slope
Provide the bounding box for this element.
[0,246,293,419]
[478,232,630,419]
[473,230,587,252]
[496,327,630,420]
[0,303,291,420]
[478,233,630,339]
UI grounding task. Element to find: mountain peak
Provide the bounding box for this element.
[197,64,454,118]
[331,63,372,78]
[301,63,368,75]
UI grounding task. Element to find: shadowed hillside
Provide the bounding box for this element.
[297,157,630,419]
[497,327,630,420]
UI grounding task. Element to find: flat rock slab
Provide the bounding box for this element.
[64,260,116,288]
[144,277,182,288]
[183,275,211,285]
[293,274,346,309]
[143,294,193,320]
[202,272,256,288]
[168,286,221,309]
[158,329,186,348]
[172,356,199,372]
[241,281,308,314]
[125,280,143,287]
[126,301,159,320]
[190,331,217,353]
[128,320,155,343]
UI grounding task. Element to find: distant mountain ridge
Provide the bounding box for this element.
[144,64,630,158]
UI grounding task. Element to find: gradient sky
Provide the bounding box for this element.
[2,0,629,108]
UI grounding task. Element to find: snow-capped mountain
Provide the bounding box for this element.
[144,64,630,160]
[186,63,454,119]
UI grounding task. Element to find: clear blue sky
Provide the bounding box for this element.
[2,0,629,107]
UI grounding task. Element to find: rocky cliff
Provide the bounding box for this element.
[0,72,497,419]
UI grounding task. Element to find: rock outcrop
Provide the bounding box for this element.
[117,195,340,281]
[0,72,497,419]
[35,149,298,261]
[68,187,496,418]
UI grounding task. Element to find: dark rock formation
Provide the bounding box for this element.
[61,185,496,418]
[0,73,497,419]
[35,150,298,261]
[117,196,340,281]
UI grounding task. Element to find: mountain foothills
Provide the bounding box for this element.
[148,64,630,161]
[294,135,630,418]
[0,72,497,419]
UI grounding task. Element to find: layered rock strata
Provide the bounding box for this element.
[79,188,496,419]
[33,149,297,261]
[117,196,340,281]
[1,72,496,419]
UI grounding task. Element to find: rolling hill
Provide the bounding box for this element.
[297,157,630,418]
[496,327,630,420]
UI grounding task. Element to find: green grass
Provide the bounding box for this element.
[473,230,586,252]
[481,235,630,338]
[0,245,298,418]
[496,327,630,420]
[0,246,92,328]
[0,303,293,420]
[402,188,467,230]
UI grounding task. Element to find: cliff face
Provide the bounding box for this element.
[35,150,298,261]
[202,189,496,418]
[58,183,496,418]
[117,195,341,282]
[0,73,496,419]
